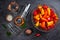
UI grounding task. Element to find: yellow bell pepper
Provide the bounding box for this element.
[47,21,54,27]
[34,14,40,20]
[47,8,50,16]
[35,21,39,27]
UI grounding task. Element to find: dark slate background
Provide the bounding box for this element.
[0,0,60,40]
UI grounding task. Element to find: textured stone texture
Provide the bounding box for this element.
[0,0,60,40]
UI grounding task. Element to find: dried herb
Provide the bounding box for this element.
[6,31,11,37]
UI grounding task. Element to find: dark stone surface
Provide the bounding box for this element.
[0,0,60,40]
